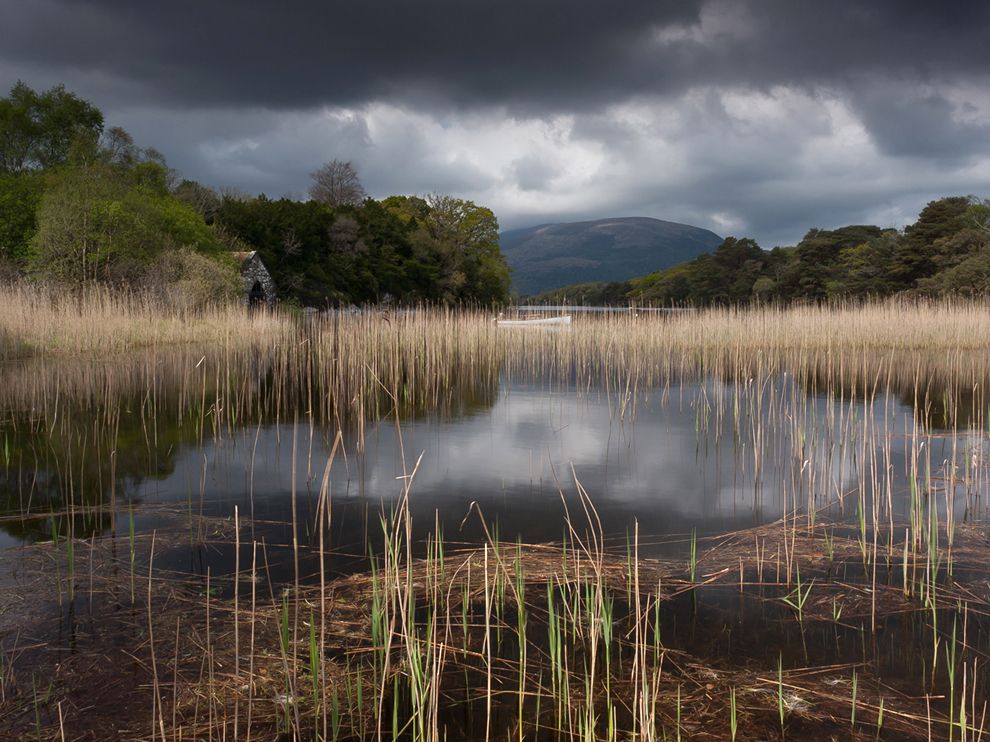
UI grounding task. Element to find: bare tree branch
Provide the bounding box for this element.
[309,159,366,207]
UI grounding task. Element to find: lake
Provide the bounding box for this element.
[2,308,989,739]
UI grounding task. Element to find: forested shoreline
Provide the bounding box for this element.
[0,83,510,308]
[531,197,990,305]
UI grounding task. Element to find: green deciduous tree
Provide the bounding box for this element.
[31,160,223,286]
[0,171,44,267]
[629,237,766,305]
[889,196,971,287]
[146,248,242,309]
[383,194,510,304]
[829,233,900,298]
[0,82,103,173]
[779,226,885,301]
[173,179,222,224]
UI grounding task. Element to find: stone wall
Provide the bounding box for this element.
[242,254,276,304]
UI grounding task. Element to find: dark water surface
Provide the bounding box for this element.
[3,349,990,739]
[2,367,983,578]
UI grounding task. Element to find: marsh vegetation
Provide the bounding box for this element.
[2,293,990,740]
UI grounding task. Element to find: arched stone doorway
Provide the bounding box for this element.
[248,280,266,306]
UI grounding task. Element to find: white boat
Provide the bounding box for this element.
[496,314,572,327]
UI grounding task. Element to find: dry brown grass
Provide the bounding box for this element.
[3,515,982,741]
[659,299,990,351]
[4,284,990,361]
[0,283,293,359]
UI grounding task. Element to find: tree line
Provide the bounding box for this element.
[532,196,990,305]
[0,82,511,307]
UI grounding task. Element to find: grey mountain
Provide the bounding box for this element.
[500,217,722,296]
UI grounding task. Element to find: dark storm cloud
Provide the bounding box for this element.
[848,84,990,160]
[0,0,700,110]
[1,0,988,112]
[1,0,989,246]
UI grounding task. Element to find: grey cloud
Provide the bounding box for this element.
[2,1,988,113]
[510,155,558,191]
[0,0,701,110]
[113,104,498,201]
[849,85,990,160]
[490,81,990,244]
[1,0,989,247]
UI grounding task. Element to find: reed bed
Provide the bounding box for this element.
[0,283,293,359]
[2,297,990,427]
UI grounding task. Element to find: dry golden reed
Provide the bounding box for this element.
[0,283,292,359]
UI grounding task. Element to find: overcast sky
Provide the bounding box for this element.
[2,0,988,246]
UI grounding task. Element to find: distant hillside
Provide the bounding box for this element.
[500,217,723,296]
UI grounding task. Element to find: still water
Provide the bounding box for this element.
[3,367,979,579]
[2,347,990,739]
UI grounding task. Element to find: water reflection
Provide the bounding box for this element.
[0,343,501,546]
[2,350,989,559]
[115,373,988,586]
